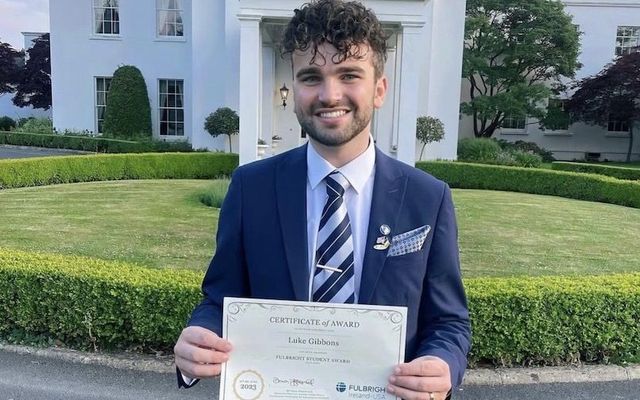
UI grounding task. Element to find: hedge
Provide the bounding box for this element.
[1,248,638,364]
[0,152,238,189]
[0,132,196,153]
[417,161,640,208]
[552,161,640,181]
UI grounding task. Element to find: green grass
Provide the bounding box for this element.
[1,181,639,277]
[0,180,218,270]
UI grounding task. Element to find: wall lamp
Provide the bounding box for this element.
[279,83,289,108]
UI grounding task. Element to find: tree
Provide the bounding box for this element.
[0,40,23,96]
[416,116,444,161]
[13,34,51,110]
[103,65,152,138]
[566,52,640,163]
[204,107,239,153]
[462,0,581,137]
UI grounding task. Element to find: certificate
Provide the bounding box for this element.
[220,297,407,400]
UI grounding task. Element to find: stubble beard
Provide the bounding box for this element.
[295,102,373,147]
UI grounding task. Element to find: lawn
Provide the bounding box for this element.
[1,180,639,277]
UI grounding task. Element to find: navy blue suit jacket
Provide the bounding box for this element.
[188,145,471,388]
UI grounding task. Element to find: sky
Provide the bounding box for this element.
[0,0,49,49]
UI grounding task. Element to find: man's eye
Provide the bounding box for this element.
[301,76,320,83]
[342,74,358,81]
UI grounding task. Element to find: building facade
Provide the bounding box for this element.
[459,0,640,162]
[49,0,467,165]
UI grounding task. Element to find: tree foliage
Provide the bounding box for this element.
[566,52,640,163]
[13,34,51,110]
[103,65,152,138]
[416,116,444,160]
[204,107,239,153]
[0,40,23,96]
[462,0,581,137]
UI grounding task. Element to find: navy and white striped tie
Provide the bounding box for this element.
[312,171,355,303]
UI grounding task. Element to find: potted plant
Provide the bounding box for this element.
[271,134,282,148]
[257,138,269,156]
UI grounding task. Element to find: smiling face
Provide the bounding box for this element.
[292,42,387,155]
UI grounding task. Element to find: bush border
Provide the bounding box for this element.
[417,161,640,208]
[552,161,640,181]
[0,152,238,189]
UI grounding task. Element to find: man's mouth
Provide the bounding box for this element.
[316,110,350,119]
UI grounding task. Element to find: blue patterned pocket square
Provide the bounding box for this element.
[387,225,431,257]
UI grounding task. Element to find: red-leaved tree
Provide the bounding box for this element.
[566,52,640,162]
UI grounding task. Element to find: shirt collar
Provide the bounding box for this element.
[307,136,376,194]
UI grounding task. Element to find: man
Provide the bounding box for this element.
[174,1,471,399]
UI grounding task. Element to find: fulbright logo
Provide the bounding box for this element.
[336,382,348,393]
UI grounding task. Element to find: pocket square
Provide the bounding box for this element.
[387,225,431,257]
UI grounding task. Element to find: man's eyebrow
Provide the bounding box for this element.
[335,66,366,74]
[295,67,321,79]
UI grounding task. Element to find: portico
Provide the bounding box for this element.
[236,0,466,165]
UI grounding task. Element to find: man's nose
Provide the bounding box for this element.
[318,79,343,105]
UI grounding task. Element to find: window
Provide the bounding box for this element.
[93,0,120,35]
[547,99,570,131]
[157,0,184,37]
[501,114,526,130]
[616,26,640,56]
[95,77,112,134]
[159,79,184,136]
[608,117,629,133]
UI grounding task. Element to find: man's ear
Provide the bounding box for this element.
[374,75,388,109]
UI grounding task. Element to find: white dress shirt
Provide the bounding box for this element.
[306,138,376,303]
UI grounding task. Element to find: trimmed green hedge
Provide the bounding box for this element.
[0,249,201,350]
[417,161,640,208]
[552,161,640,181]
[468,274,640,366]
[0,152,238,189]
[0,132,196,153]
[1,249,638,363]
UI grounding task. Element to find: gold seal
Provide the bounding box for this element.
[232,370,265,400]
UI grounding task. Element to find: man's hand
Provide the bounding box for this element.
[174,326,233,379]
[387,356,451,400]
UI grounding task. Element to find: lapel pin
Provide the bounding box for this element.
[373,236,390,250]
[380,224,391,236]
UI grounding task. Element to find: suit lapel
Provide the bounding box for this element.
[276,145,310,301]
[359,149,407,304]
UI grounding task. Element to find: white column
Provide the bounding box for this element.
[238,15,262,165]
[395,22,425,166]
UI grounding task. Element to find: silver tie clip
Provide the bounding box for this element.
[316,264,343,273]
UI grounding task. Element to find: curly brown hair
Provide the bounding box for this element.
[280,0,388,79]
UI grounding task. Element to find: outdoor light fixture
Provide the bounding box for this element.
[279,83,289,108]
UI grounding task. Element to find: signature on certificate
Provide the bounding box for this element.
[273,377,315,387]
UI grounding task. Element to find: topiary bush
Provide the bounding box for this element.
[0,116,16,131]
[103,65,152,139]
[13,117,53,134]
[204,107,239,153]
[0,152,238,189]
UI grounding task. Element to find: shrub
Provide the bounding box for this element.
[0,248,202,351]
[103,65,152,139]
[467,273,640,366]
[198,179,231,208]
[0,132,197,153]
[1,248,638,364]
[204,107,239,153]
[496,139,556,162]
[417,161,640,208]
[458,138,541,168]
[552,162,640,181]
[0,152,238,189]
[458,138,501,163]
[0,116,16,131]
[13,117,53,134]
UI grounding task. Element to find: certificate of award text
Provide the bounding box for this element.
[220,297,407,400]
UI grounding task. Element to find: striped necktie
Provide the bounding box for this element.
[312,171,355,303]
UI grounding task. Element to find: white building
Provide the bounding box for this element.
[459,0,640,162]
[0,32,52,121]
[49,0,467,165]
